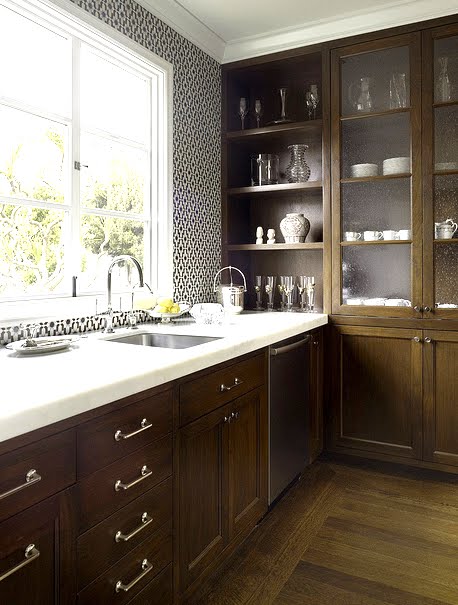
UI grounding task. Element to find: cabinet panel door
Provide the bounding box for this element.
[227,388,268,541]
[177,403,230,594]
[309,329,324,463]
[331,326,423,458]
[0,492,73,605]
[423,330,458,466]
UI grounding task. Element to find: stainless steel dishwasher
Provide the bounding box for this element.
[269,333,310,505]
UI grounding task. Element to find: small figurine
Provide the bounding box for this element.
[267,228,276,244]
[256,226,264,244]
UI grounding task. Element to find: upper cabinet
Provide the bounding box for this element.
[222,50,331,313]
[423,24,458,320]
[331,33,423,317]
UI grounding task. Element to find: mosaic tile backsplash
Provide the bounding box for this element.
[1,0,222,346]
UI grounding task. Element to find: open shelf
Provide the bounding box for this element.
[227,182,322,196]
[225,120,322,141]
[341,173,411,184]
[227,243,323,251]
[340,107,411,121]
[341,239,412,246]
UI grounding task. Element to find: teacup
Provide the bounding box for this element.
[344,231,362,242]
[363,230,383,241]
[382,229,399,240]
[398,229,411,240]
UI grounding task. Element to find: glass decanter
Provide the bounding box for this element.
[285,144,311,183]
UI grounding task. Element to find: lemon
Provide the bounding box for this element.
[170,303,180,314]
[157,297,173,309]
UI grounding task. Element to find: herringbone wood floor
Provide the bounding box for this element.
[188,458,458,605]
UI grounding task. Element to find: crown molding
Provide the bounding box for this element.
[136,0,225,62]
[222,0,458,63]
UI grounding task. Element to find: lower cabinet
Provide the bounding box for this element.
[330,325,423,459]
[177,386,268,597]
[423,330,458,467]
[0,491,73,605]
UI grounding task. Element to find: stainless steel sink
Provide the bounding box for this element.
[107,332,222,349]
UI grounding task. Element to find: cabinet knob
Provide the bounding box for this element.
[413,336,421,343]
[423,306,432,313]
[424,337,432,343]
[413,305,422,313]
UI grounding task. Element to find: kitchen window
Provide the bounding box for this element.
[0,0,172,313]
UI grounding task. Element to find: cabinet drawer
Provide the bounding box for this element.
[77,476,172,589]
[125,564,172,605]
[0,495,63,605]
[0,430,75,523]
[78,520,172,605]
[78,389,173,477]
[180,353,265,425]
[77,435,172,531]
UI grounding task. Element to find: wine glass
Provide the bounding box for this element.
[278,277,287,311]
[238,97,248,130]
[255,99,263,128]
[306,276,316,312]
[305,91,314,120]
[254,275,264,311]
[283,276,295,312]
[297,276,308,311]
[310,84,319,119]
[265,276,276,311]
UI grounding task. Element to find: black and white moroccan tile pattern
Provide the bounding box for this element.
[0,1,221,347]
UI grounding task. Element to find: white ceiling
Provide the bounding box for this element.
[140,0,458,62]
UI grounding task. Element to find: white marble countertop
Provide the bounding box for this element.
[0,312,327,444]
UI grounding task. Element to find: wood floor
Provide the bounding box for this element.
[188,457,458,605]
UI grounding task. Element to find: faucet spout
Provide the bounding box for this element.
[106,255,144,320]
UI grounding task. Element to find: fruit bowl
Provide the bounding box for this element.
[146,302,190,323]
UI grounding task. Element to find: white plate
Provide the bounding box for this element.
[435,162,458,171]
[6,336,77,355]
[147,303,190,322]
[436,303,458,309]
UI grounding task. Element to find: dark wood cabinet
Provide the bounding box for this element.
[227,388,268,540]
[0,491,74,605]
[177,403,230,594]
[177,354,268,598]
[330,325,423,459]
[423,330,458,466]
[308,328,324,463]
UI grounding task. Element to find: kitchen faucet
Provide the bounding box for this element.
[103,255,144,333]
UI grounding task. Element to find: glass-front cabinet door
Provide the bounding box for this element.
[423,25,458,319]
[331,34,422,316]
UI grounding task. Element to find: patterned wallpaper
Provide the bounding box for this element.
[1,0,222,345]
[69,0,222,303]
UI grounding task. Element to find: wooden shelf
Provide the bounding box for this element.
[227,243,324,251]
[227,182,322,196]
[433,169,458,176]
[225,120,322,141]
[340,107,411,121]
[341,173,411,184]
[341,240,412,246]
[433,100,458,109]
[434,238,458,244]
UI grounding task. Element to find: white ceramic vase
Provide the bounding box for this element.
[280,213,310,243]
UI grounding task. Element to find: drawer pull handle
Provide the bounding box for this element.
[220,378,243,392]
[115,558,153,593]
[115,512,153,542]
[114,466,152,492]
[0,469,41,501]
[114,418,152,441]
[0,544,40,583]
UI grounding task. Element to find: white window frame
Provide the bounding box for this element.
[0,0,173,323]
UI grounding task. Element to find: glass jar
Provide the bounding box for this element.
[251,154,279,186]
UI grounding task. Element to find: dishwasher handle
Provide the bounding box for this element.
[270,335,310,356]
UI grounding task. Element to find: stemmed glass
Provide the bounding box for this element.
[278,277,287,311]
[306,276,316,312]
[297,276,308,311]
[265,276,276,311]
[254,99,263,128]
[305,84,319,120]
[254,275,264,311]
[283,276,295,312]
[238,97,248,130]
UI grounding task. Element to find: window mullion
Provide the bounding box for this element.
[70,35,81,294]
